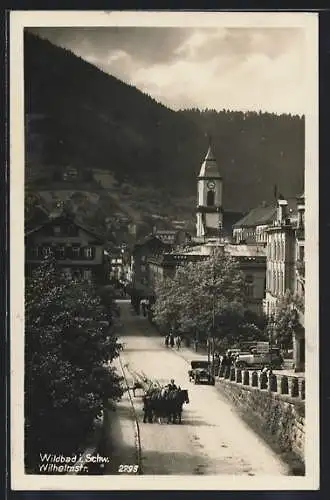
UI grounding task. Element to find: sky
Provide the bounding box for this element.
[28,26,306,115]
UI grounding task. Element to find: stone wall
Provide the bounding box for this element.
[217,367,305,474]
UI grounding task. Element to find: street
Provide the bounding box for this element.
[113,300,290,476]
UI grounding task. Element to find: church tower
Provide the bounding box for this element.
[196,142,223,238]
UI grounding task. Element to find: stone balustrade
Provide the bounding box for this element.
[218,366,305,401]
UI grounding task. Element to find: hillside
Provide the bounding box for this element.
[24,31,304,215]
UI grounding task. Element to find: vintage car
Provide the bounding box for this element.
[188,360,215,385]
[235,348,284,369]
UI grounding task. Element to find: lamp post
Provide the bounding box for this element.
[211,281,216,375]
[289,306,299,372]
[268,314,275,368]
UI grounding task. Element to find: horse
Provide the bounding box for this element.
[142,387,166,423]
[166,388,189,424]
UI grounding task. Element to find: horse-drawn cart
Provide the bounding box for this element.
[188,360,215,385]
[142,386,189,424]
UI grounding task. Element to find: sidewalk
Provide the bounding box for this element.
[142,317,305,379]
[103,358,141,474]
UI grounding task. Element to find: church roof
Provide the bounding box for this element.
[198,145,222,179]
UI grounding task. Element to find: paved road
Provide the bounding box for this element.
[116,300,290,476]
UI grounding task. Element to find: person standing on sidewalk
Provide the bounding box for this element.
[176,335,182,350]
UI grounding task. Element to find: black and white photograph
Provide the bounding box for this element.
[10,10,319,490]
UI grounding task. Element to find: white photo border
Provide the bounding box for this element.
[10,9,319,491]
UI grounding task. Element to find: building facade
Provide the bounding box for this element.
[130,235,172,301]
[153,229,192,246]
[25,213,107,284]
[264,199,301,315]
[263,195,305,372]
[224,244,267,315]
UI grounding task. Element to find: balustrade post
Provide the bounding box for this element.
[251,371,258,387]
[236,369,242,383]
[269,374,278,392]
[243,370,250,385]
[280,375,289,395]
[260,371,268,390]
[290,377,299,397]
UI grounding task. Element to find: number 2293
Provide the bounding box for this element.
[118,464,139,473]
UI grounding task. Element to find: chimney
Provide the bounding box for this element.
[277,199,288,224]
[297,202,305,229]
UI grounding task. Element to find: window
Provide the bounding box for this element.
[62,267,72,280]
[42,246,52,257]
[72,246,80,258]
[72,269,82,281]
[280,270,284,294]
[206,190,215,206]
[245,274,254,297]
[84,247,93,259]
[57,246,65,259]
[267,269,271,290]
[83,269,92,282]
[299,245,305,262]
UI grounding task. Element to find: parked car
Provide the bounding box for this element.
[235,348,284,369]
[188,360,215,385]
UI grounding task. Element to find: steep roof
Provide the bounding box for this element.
[233,196,301,229]
[198,145,222,178]
[233,204,277,228]
[134,234,172,249]
[25,212,108,243]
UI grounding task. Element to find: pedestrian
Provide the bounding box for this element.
[167,379,177,390]
[176,335,182,350]
[221,353,228,368]
[213,352,220,376]
[170,334,175,348]
[165,335,169,348]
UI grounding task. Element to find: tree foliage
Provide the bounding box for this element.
[25,256,123,471]
[272,289,304,349]
[152,250,262,345]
